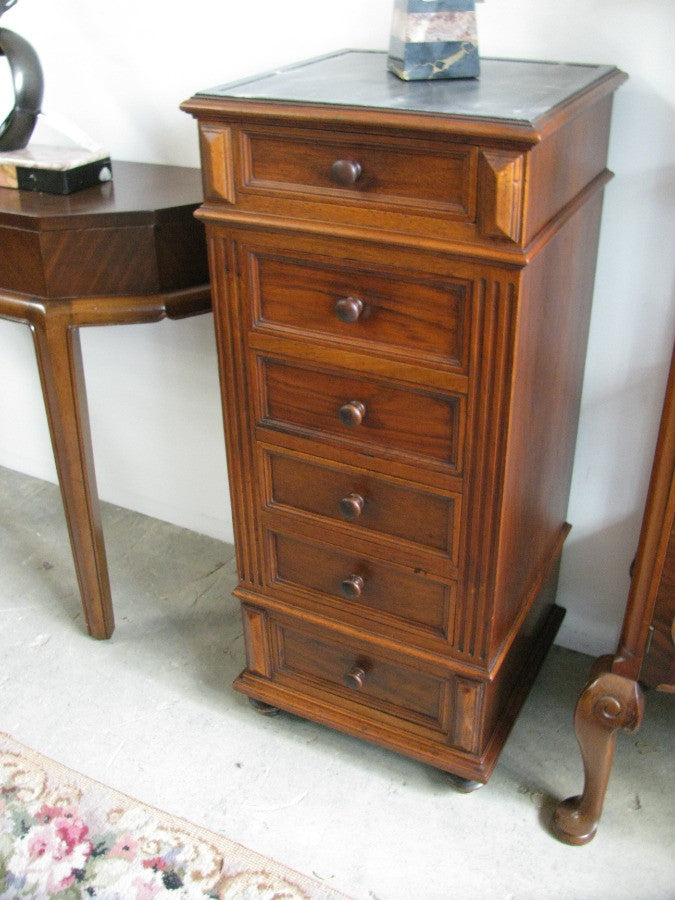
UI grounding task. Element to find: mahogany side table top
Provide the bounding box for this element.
[0,160,211,639]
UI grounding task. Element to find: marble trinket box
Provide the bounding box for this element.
[388,0,480,81]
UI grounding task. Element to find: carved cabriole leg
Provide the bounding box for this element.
[553,669,644,845]
[30,311,115,640]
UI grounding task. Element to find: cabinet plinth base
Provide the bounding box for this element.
[234,602,565,785]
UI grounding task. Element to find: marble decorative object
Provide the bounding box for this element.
[388,0,479,81]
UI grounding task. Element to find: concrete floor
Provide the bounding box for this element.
[1,464,673,899]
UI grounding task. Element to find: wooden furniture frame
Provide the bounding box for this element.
[0,161,210,639]
[554,348,674,844]
[183,51,626,785]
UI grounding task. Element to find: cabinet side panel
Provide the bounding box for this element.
[480,562,563,754]
[490,190,605,655]
[524,95,613,243]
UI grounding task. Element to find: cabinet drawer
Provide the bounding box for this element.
[258,356,464,471]
[270,618,448,731]
[263,448,459,559]
[247,247,469,370]
[241,125,475,219]
[269,530,454,639]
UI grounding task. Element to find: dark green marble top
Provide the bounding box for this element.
[197,50,619,124]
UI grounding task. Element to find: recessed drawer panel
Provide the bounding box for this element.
[241,126,475,219]
[270,530,454,639]
[259,357,464,471]
[264,449,459,558]
[249,249,469,370]
[270,618,448,730]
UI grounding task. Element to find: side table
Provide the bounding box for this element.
[0,160,211,639]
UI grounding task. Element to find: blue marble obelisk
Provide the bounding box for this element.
[388,0,480,81]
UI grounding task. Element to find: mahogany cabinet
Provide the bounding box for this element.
[183,51,626,784]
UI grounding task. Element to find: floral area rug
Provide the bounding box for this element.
[0,733,348,899]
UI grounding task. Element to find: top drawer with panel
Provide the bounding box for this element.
[197,120,497,246]
[185,54,623,251]
[239,124,476,219]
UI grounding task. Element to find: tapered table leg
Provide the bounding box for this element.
[30,311,114,640]
[0,160,210,639]
[552,668,644,845]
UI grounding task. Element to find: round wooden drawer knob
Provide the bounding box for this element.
[339,400,366,428]
[330,159,362,187]
[343,665,366,690]
[339,493,364,519]
[335,296,364,323]
[341,574,364,599]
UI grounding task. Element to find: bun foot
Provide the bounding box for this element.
[248,698,281,716]
[445,772,485,793]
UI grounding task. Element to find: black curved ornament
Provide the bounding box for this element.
[0,0,44,150]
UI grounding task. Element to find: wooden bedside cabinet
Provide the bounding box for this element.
[182,51,626,785]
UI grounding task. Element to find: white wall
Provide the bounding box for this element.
[1,0,673,656]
